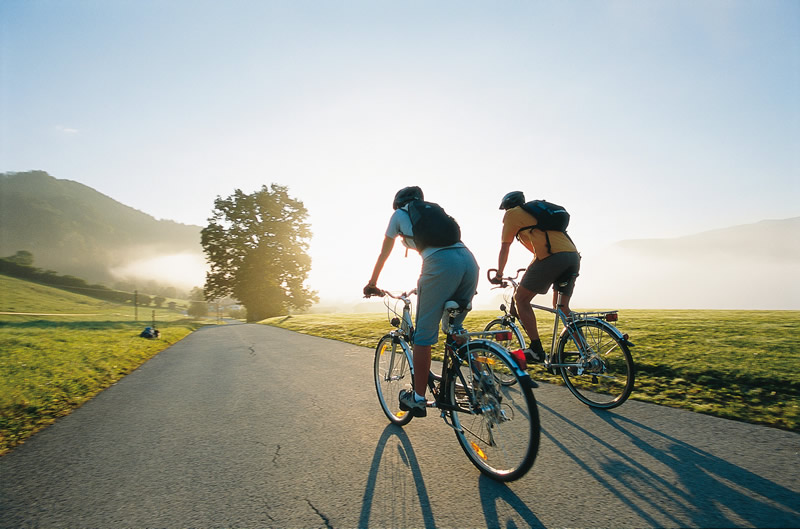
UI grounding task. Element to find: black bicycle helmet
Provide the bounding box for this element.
[499,191,525,210]
[393,186,424,209]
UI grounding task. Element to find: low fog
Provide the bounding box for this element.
[578,218,800,310]
[110,253,208,292]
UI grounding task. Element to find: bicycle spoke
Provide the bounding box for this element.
[374,335,414,425]
[557,320,635,409]
[448,344,539,482]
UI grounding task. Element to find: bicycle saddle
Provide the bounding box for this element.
[444,300,472,313]
[441,300,472,334]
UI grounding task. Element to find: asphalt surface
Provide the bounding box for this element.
[1,323,798,528]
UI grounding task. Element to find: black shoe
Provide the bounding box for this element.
[398,389,427,417]
[523,347,545,364]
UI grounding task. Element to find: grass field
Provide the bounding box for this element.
[2,272,798,457]
[0,275,210,455]
[261,306,800,432]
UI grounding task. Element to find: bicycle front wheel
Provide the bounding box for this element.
[449,342,540,482]
[483,318,526,386]
[556,319,635,409]
[374,334,414,425]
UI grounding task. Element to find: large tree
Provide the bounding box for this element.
[201,184,317,321]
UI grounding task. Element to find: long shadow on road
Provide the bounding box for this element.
[592,409,800,528]
[537,401,800,529]
[358,424,544,529]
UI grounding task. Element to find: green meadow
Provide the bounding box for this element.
[262,307,800,432]
[0,275,206,455]
[1,272,798,457]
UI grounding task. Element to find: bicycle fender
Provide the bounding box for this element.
[465,339,537,388]
[560,318,633,348]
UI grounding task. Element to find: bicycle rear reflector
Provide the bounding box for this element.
[495,331,513,341]
[605,313,618,322]
[471,442,488,461]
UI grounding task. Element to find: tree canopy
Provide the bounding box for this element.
[201,184,317,321]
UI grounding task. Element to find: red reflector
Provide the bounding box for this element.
[495,331,512,341]
[510,349,526,369]
[605,313,618,322]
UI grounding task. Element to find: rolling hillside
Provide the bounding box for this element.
[0,171,203,288]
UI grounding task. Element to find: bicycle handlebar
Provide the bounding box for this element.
[364,287,417,300]
[487,268,527,287]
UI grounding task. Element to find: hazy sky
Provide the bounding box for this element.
[2,1,798,309]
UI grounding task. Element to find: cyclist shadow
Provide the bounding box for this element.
[539,402,800,527]
[358,424,544,529]
[478,475,545,528]
[358,424,436,529]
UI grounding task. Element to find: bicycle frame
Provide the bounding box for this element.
[380,291,532,416]
[371,288,541,481]
[531,299,585,370]
[489,269,632,371]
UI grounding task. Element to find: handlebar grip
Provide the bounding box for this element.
[363,285,385,298]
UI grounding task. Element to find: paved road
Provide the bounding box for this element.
[1,323,798,528]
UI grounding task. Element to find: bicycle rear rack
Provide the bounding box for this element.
[570,310,619,323]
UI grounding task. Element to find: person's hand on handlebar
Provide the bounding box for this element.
[363,283,384,298]
[488,269,504,286]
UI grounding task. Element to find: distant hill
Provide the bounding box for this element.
[616,217,800,262]
[580,217,800,310]
[0,171,204,288]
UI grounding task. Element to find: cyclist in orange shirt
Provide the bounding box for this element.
[490,191,580,364]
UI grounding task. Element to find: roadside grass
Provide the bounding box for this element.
[0,275,212,455]
[262,308,800,432]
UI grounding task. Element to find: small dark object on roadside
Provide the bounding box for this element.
[139,326,160,339]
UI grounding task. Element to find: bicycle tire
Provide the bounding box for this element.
[448,341,540,482]
[374,334,414,425]
[483,319,526,385]
[556,319,635,409]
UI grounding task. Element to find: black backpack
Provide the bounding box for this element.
[405,200,461,250]
[517,200,571,253]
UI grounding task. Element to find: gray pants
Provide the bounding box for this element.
[414,246,479,346]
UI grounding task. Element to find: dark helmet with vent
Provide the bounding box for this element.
[499,191,525,210]
[393,186,424,210]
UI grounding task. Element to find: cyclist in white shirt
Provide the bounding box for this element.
[364,186,479,417]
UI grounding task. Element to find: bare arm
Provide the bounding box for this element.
[494,241,512,279]
[368,236,396,286]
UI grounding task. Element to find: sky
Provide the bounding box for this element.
[2,0,799,310]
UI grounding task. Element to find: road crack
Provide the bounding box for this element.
[306,499,333,529]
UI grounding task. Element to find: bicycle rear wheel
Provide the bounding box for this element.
[483,318,526,385]
[448,342,540,482]
[556,319,635,409]
[374,334,414,425]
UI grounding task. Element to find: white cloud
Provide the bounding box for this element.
[54,125,79,135]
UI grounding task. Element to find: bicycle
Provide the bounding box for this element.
[484,269,636,409]
[367,288,540,482]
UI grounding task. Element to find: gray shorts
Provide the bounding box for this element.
[521,252,580,296]
[414,247,480,346]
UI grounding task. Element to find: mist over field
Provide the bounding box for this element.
[2,172,798,310]
[108,253,208,291]
[321,217,800,313]
[580,217,800,310]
